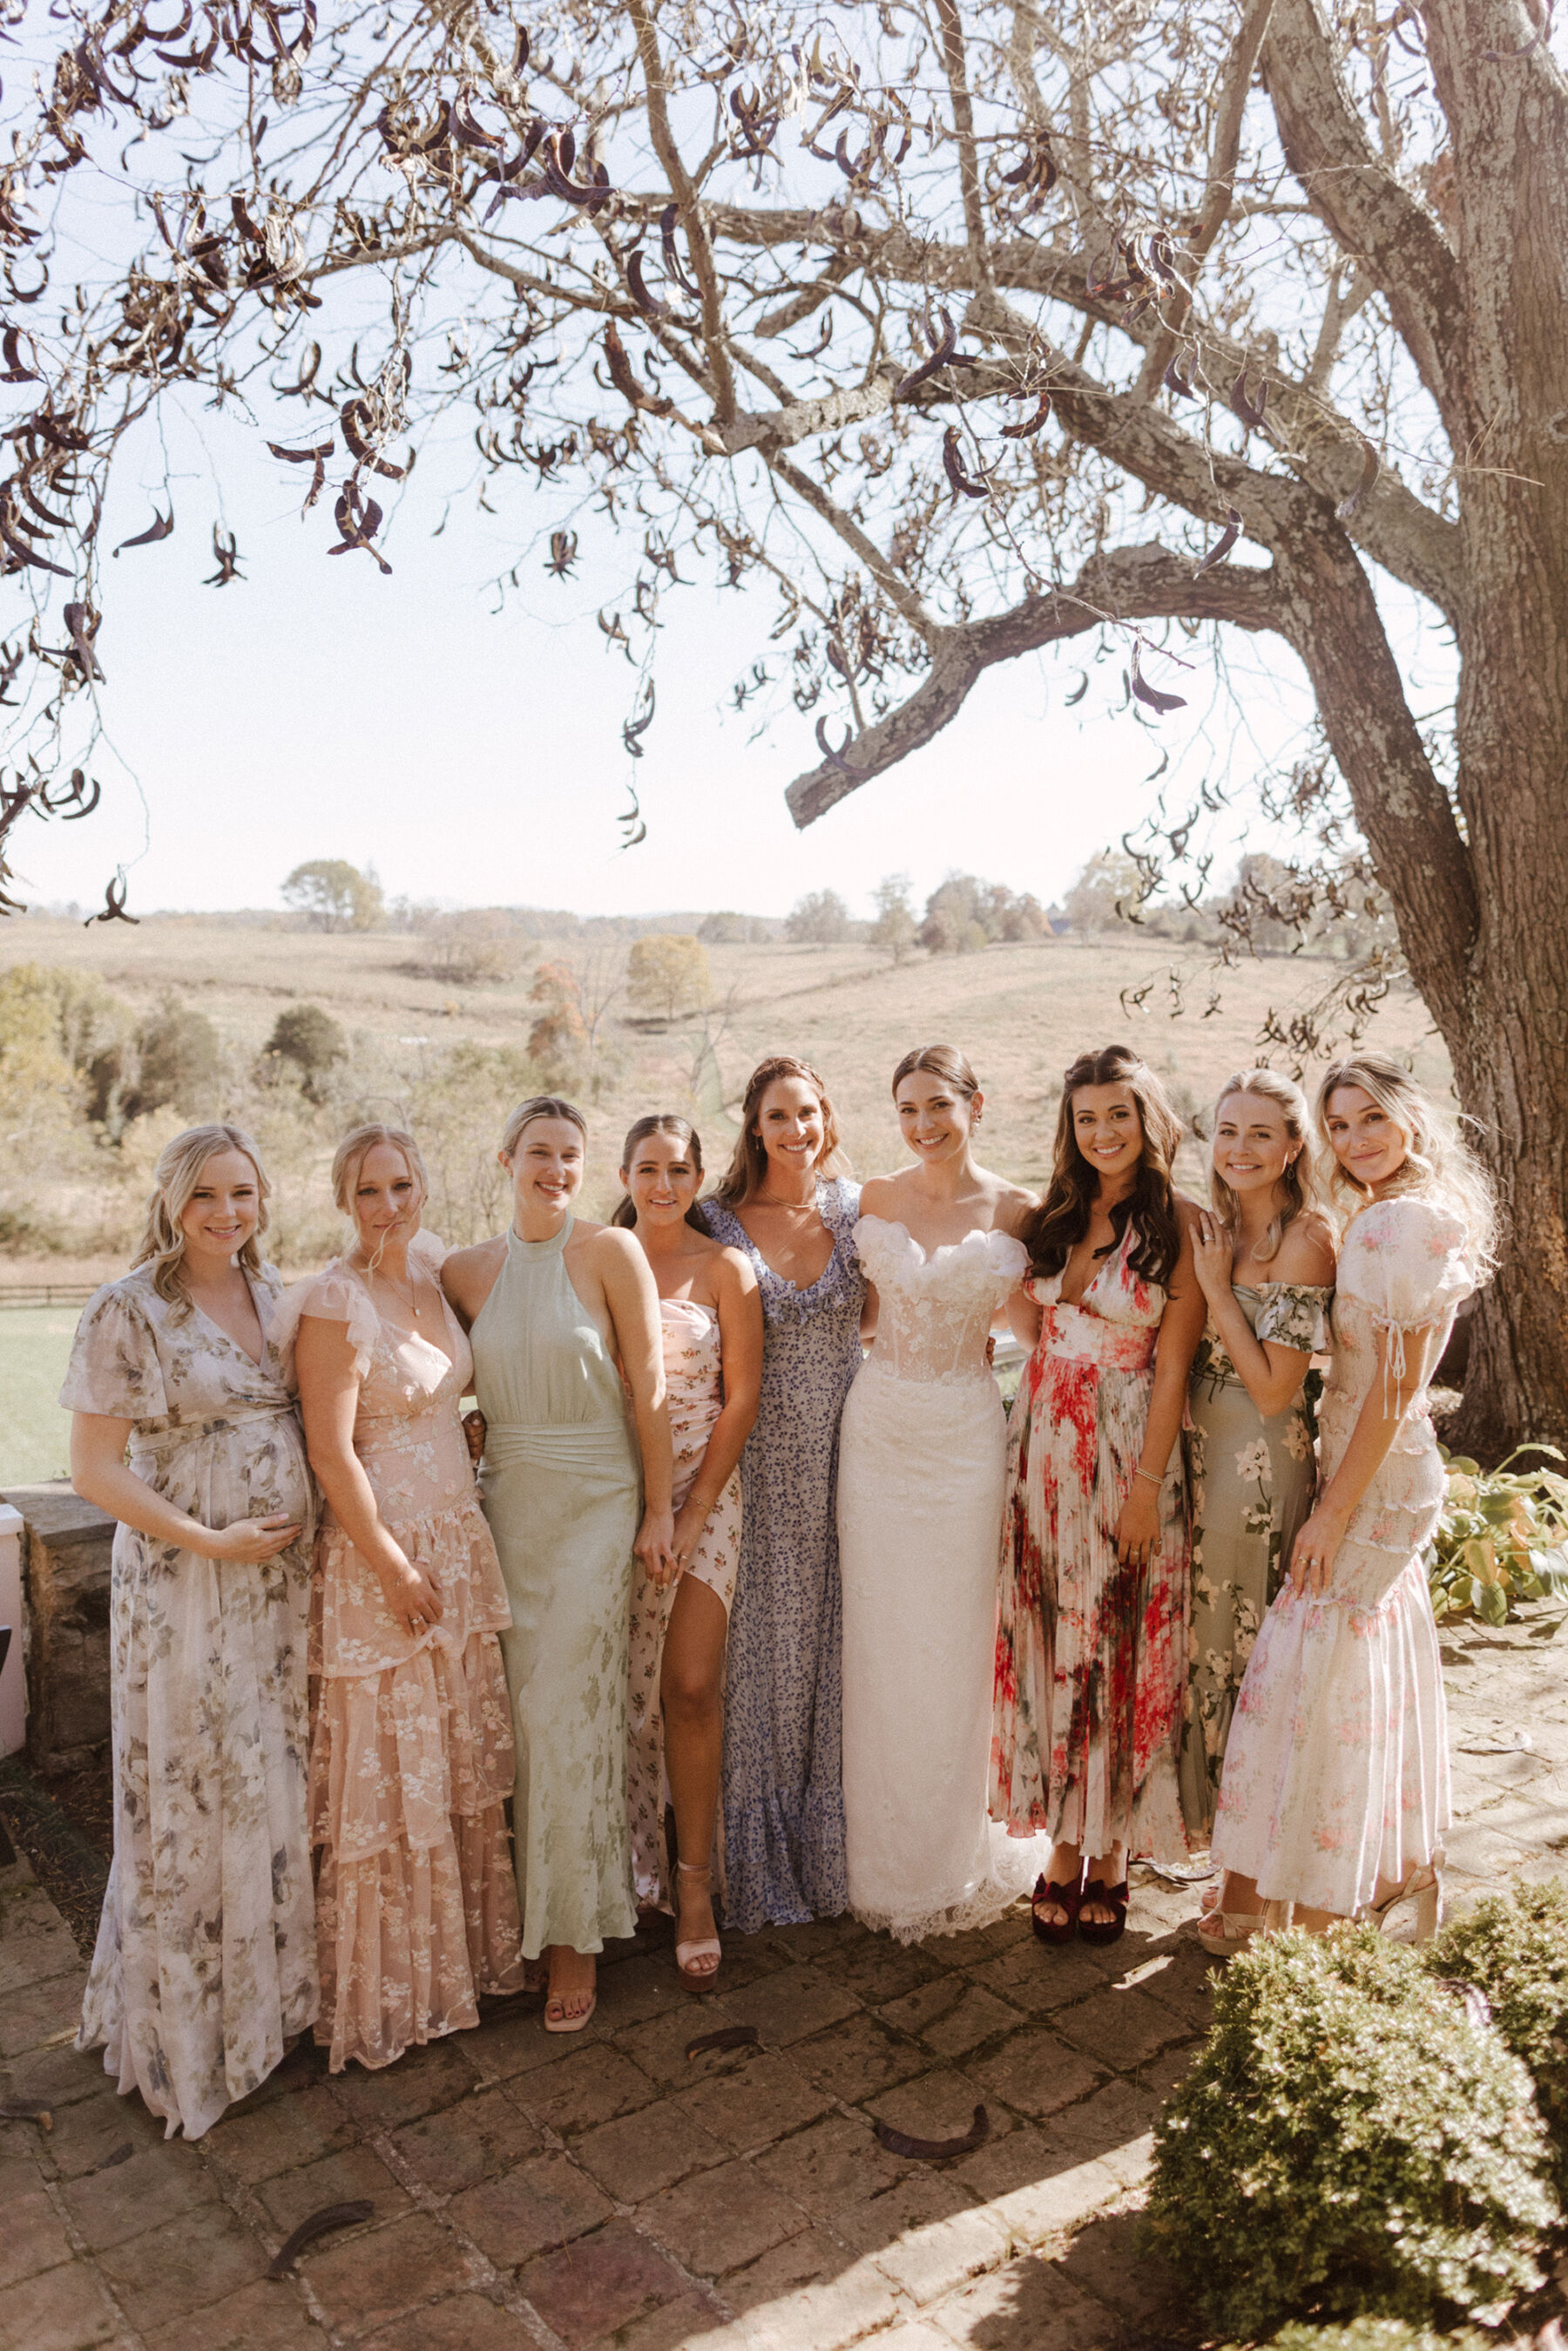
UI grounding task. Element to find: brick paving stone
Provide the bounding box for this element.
[305,2210,476,2337]
[328,2036,483,2131]
[930,2252,1119,2349]
[968,1942,1119,2018]
[873,2205,1012,2307]
[0,1888,81,1995]
[510,2042,659,2136]
[390,2083,544,2195]
[0,2139,41,2203]
[988,2158,1128,2253]
[873,2324,968,2351]
[754,2112,959,2246]
[0,2185,73,2288]
[573,2094,728,2202]
[97,2196,271,2331]
[675,2050,831,2155]
[789,2011,929,2104]
[255,2142,412,2239]
[982,2076,1156,2192]
[0,2257,124,2351]
[728,1961,862,2048]
[361,2291,544,2351]
[61,2137,219,2251]
[864,2068,1011,2148]
[1056,2202,1181,2324]
[449,2150,612,2266]
[0,1965,86,2056]
[829,1936,949,2007]
[638,2154,812,2279]
[705,1929,797,1992]
[706,2253,902,2351]
[38,2083,165,2178]
[720,2223,859,2314]
[1051,1986,1193,2071]
[208,2080,362,2185]
[612,1996,746,2089]
[590,1953,690,2032]
[599,2289,730,2351]
[964,2024,1103,2122]
[953,2125,1066,2205]
[141,2274,332,2351]
[468,2002,578,2083]
[0,2036,110,2109]
[514,2215,692,2348]
[767,1915,868,1963]
[880,1979,1024,2063]
[1108,1942,1213,2034]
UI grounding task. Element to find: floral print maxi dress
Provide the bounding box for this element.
[1211,1198,1476,1916]
[274,1236,524,2070]
[626,1299,743,1913]
[700,1176,864,1932]
[1178,1283,1332,1845]
[990,1224,1190,1863]
[62,1264,317,2141]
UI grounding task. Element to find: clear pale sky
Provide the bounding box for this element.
[7,385,1362,924]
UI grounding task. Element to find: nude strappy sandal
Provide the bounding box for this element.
[674,1860,722,1993]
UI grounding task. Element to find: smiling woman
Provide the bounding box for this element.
[443,1096,673,2033]
[282,1122,526,2074]
[62,1123,317,2140]
[991,1047,1206,1949]
[700,1055,866,1934]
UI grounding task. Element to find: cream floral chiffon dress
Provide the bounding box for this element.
[62,1264,317,2139]
[1211,1196,1477,1916]
[276,1234,524,2070]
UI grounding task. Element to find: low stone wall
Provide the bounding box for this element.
[2,1481,113,1777]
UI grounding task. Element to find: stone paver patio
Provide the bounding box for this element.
[3,1601,1565,2351]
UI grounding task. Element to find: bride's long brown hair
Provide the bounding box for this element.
[1020,1045,1185,1289]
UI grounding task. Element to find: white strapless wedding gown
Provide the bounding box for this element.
[838,1216,1050,1941]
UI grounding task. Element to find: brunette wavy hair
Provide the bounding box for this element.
[711,1055,844,1208]
[890,1043,980,1103]
[1020,1045,1185,1290]
[612,1114,710,1235]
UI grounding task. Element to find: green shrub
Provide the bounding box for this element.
[1147,1925,1556,2339]
[1427,1879,1568,2199]
[1426,1445,1568,1624]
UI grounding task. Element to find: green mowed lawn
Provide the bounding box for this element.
[0,1311,79,1487]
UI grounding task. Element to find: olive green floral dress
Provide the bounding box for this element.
[1179,1282,1332,1844]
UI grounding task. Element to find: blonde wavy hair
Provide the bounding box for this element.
[1314,1054,1497,1275]
[331,1123,429,1269]
[1208,1068,1316,1266]
[132,1123,270,1308]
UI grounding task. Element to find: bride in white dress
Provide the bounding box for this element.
[839,1047,1048,1941]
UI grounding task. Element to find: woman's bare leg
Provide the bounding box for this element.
[661,1576,727,1962]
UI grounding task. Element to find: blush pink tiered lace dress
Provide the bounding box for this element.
[278,1236,524,2070]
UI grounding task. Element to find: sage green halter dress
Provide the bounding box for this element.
[470,1219,640,1958]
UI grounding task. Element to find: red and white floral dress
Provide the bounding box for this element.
[990,1223,1190,1862]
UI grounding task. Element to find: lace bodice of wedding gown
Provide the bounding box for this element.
[855,1216,1027,1386]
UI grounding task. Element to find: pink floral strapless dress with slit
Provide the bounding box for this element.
[278,1236,524,2070]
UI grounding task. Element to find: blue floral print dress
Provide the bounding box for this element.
[700,1176,864,1932]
